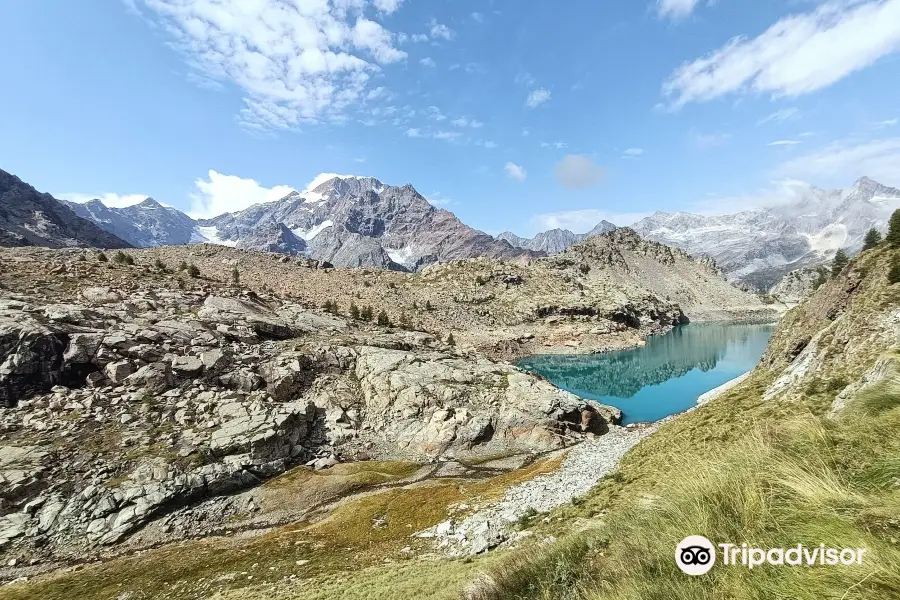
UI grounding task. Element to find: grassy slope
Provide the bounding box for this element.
[468,246,900,600]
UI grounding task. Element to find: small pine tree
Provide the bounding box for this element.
[399,311,411,329]
[888,209,900,247]
[97,252,108,262]
[178,260,189,271]
[812,266,828,291]
[889,257,900,285]
[862,228,883,251]
[831,248,849,278]
[376,309,391,326]
[446,332,456,346]
[232,266,240,285]
[113,251,128,264]
[154,258,166,270]
[425,300,433,311]
[360,305,374,321]
[349,302,360,320]
[187,263,200,278]
[124,254,135,266]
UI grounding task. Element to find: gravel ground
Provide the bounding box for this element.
[419,425,658,555]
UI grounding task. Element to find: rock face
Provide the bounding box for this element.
[0,169,131,249]
[498,221,617,255]
[631,176,900,290]
[769,266,828,306]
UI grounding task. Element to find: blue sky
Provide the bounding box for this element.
[1,0,899,236]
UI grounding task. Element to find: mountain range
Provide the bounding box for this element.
[0,169,130,249]
[65,175,536,271]
[496,176,900,291]
[497,221,617,254]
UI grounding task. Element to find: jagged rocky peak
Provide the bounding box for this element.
[498,220,619,255]
[308,175,386,200]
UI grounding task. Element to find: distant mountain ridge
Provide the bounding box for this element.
[497,221,617,255]
[57,174,537,271]
[0,168,130,249]
[631,176,900,290]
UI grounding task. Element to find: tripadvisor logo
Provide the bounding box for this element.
[676,536,868,575]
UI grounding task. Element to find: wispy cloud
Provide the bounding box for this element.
[471,12,484,23]
[757,107,801,126]
[373,0,404,14]
[526,88,552,108]
[878,118,898,126]
[541,141,568,150]
[662,0,900,108]
[774,137,900,186]
[691,131,731,149]
[656,0,706,21]
[429,19,454,40]
[623,147,644,157]
[132,0,408,131]
[420,57,436,68]
[767,140,802,146]
[405,128,424,138]
[505,162,527,181]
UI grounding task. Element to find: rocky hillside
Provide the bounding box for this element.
[497,221,616,255]
[0,246,623,573]
[551,228,768,321]
[0,169,130,249]
[769,265,827,306]
[632,176,900,290]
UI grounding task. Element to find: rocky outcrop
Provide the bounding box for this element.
[0,168,130,249]
[770,266,827,306]
[497,221,616,256]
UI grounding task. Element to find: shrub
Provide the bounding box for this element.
[349,302,360,320]
[376,309,391,326]
[425,300,433,311]
[97,252,108,262]
[231,266,240,285]
[113,251,128,264]
[360,305,374,321]
[447,332,456,346]
[178,260,188,271]
[154,258,166,271]
[187,263,200,278]
[888,257,900,285]
[399,311,411,329]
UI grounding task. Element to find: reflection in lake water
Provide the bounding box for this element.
[518,323,774,424]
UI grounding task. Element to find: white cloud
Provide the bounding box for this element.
[420,57,436,67]
[541,141,568,150]
[373,0,404,14]
[433,130,461,141]
[302,172,365,194]
[477,140,498,148]
[426,105,447,121]
[411,33,429,43]
[429,19,454,40]
[471,12,484,23]
[657,0,703,20]
[451,117,469,127]
[188,170,296,218]
[505,162,527,181]
[774,137,900,186]
[57,192,153,208]
[768,139,802,146]
[134,0,408,131]
[691,131,731,148]
[663,0,900,108]
[879,118,898,126]
[554,155,606,189]
[689,178,818,215]
[623,147,644,156]
[757,107,801,125]
[530,209,652,232]
[526,88,551,108]
[405,127,424,138]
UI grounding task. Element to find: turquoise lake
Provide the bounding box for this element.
[518,323,775,425]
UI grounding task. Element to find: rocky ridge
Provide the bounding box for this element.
[0,169,130,250]
[497,221,617,255]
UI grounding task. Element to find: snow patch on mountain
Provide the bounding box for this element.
[291,220,333,240]
[193,226,237,247]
